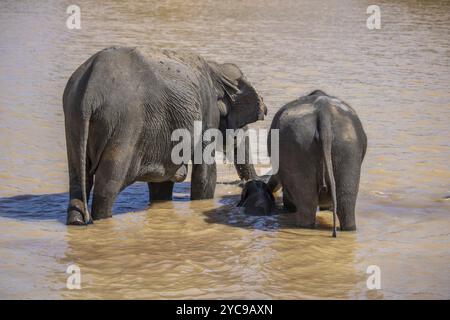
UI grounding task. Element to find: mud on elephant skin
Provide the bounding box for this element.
[63,47,267,225]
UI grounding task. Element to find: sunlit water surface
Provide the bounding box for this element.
[0,0,449,299]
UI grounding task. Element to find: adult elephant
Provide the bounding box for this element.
[267,90,367,236]
[63,47,267,225]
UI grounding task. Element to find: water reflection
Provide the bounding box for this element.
[58,193,360,299]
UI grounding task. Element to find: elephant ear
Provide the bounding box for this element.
[225,79,263,129]
[208,61,241,103]
[219,63,243,83]
[209,61,265,129]
[217,63,244,103]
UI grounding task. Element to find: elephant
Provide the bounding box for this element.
[267,90,367,236]
[63,47,267,225]
[237,179,275,215]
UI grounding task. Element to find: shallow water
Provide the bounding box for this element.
[0,0,449,299]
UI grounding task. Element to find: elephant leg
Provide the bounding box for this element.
[191,162,217,200]
[91,147,134,220]
[293,188,318,229]
[283,189,296,212]
[335,166,361,231]
[148,181,174,202]
[67,173,93,225]
[282,170,318,228]
[318,195,333,211]
[66,136,94,225]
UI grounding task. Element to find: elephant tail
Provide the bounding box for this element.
[79,109,92,224]
[78,68,98,224]
[318,109,337,238]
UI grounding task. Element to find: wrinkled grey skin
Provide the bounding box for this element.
[63,47,266,225]
[237,180,275,215]
[268,90,367,235]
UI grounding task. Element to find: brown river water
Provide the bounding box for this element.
[0,0,449,299]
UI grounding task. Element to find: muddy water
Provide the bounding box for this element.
[0,0,449,299]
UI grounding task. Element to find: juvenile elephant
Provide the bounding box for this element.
[267,90,367,236]
[63,47,266,225]
[237,179,275,215]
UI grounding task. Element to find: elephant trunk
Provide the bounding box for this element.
[234,163,257,181]
[233,130,257,181]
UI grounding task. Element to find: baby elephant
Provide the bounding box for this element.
[268,90,367,236]
[238,180,275,215]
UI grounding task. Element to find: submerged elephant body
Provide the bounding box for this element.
[268,90,367,234]
[64,47,266,225]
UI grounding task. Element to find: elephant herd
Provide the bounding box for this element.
[63,47,367,237]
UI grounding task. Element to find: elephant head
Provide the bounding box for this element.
[208,62,267,130]
[207,62,267,181]
[237,180,275,215]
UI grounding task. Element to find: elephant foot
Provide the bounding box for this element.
[294,215,316,229]
[340,225,356,231]
[296,222,316,229]
[66,199,91,225]
[284,203,296,212]
[67,210,87,225]
[338,217,356,231]
[91,214,111,221]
